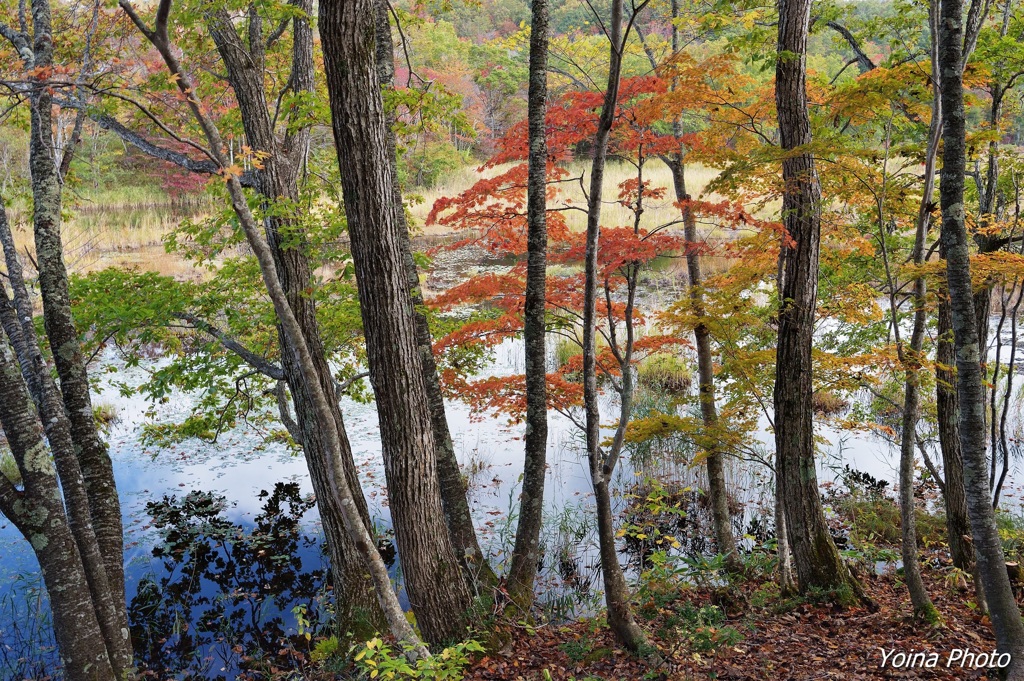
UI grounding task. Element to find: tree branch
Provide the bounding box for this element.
[826,21,876,73]
[92,113,257,187]
[273,379,303,445]
[178,313,285,379]
[334,371,369,397]
[0,22,33,66]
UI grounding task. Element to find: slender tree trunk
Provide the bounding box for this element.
[638,0,739,574]
[25,0,127,630]
[666,159,740,571]
[0,337,117,681]
[772,159,797,597]
[898,283,939,621]
[0,2,134,672]
[580,0,652,655]
[506,0,550,605]
[372,1,496,591]
[894,55,941,620]
[938,0,1024,671]
[922,0,980,606]
[774,0,866,602]
[937,292,987,609]
[320,0,473,647]
[205,7,385,634]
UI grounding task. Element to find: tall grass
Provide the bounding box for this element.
[3,158,734,279]
[7,196,207,279]
[0,574,58,680]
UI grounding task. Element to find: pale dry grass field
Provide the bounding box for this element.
[6,184,213,279]
[5,161,739,282]
[409,159,724,236]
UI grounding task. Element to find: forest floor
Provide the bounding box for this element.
[464,563,999,680]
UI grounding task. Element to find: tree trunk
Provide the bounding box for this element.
[506,0,550,605]
[666,158,740,571]
[774,472,798,594]
[205,6,385,635]
[580,0,651,655]
[896,54,941,620]
[121,0,427,658]
[938,0,1024,670]
[898,283,939,621]
[0,2,134,673]
[0,338,118,681]
[372,1,496,591]
[774,0,866,602]
[25,0,127,630]
[320,0,473,647]
[1,211,130,679]
[937,292,988,609]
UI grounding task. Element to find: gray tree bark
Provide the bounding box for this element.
[581,0,653,655]
[893,22,941,617]
[634,0,741,576]
[0,332,119,681]
[0,1,132,676]
[665,161,741,571]
[506,0,550,606]
[938,0,1024,671]
[372,1,496,591]
[204,2,385,635]
[319,0,474,647]
[120,0,426,658]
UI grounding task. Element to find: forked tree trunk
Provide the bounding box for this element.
[506,0,550,605]
[774,0,866,602]
[320,0,474,647]
[120,0,426,658]
[0,336,118,681]
[0,1,132,674]
[28,80,126,624]
[937,0,1024,671]
[205,6,385,634]
[372,2,496,591]
[581,0,652,655]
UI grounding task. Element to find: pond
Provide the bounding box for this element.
[0,330,1021,679]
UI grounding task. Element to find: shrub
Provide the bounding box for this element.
[405,141,472,189]
[811,390,849,416]
[636,354,693,394]
[351,637,484,680]
[834,495,946,548]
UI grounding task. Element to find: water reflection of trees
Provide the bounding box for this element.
[129,482,330,680]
